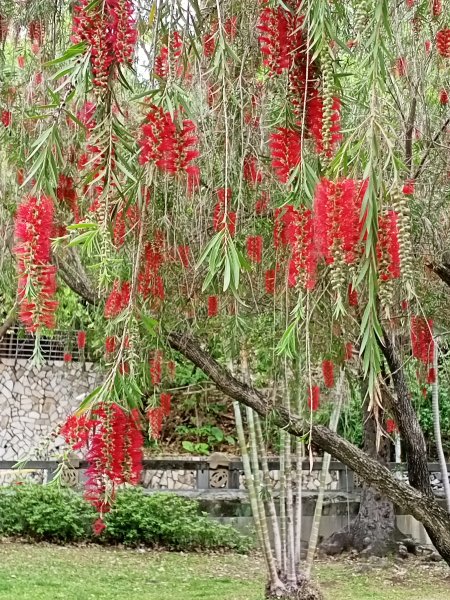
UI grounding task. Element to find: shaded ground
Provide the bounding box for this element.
[0,542,449,599]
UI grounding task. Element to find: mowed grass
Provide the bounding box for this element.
[0,542,449,600]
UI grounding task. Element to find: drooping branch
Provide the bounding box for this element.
[168,330,450,564]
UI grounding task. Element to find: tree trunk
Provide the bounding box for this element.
[168,331,450,566]
[320,394,397,557]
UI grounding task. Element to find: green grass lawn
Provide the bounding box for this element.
[0,542,449,600]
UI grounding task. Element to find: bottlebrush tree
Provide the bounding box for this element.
[1,0,450,597]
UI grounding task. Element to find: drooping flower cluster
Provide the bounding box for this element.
[246,235,263,264]
[411,316,434,366]
[150,349,163,386]
[376,211,401,282]
[71,0,137,87]
[243,154,263,187]
[77,330,87,350]
[57,174,79,222]
[308,386,320,411]
[1,110,11,127]
[313,178,366,266]
[208,295,219,317]
[104,280,131,318]
[431,0,443,17]
[14,196,59,332]
[436,29,450,58]
[155,31,183,79]
[307,92,342,159]
[268,128,302,183]
[322,360,335,388]
[138,241,165,301]
[139,106,200,189]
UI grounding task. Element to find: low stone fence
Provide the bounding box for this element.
[0,457,449,498]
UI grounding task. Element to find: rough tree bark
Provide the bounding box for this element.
[320,397,397,558]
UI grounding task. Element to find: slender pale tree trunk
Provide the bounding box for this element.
[306,371,345,573]
[431,340,450,512]
[255,413,283,567]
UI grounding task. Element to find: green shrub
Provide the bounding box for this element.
[104,489,252,552]
[0,484,95,543]
[0,485,251,552]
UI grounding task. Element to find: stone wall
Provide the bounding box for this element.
[0,358,101,460]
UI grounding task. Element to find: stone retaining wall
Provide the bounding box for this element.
[0,358,101,460]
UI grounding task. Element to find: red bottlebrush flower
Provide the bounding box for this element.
[246,235,263,264]
[268,127,302,183]
[258,6,292,74]
[377,211,401,281]
[265,269,276,294]
[227,212,237,237]
[106,0,137,64]
[255,192,270,214]
[386,419,397,435]
[439,89,449,105]
[344,342,354,361]
[406,0,414,6]
[61,413,95,450]
[64,353,73,363]
[1,111,11,127]
[394,57,407,77]
[307,92,342,158]
[177,245,191,268]
[431,0,442,17]
[308,386,320,411]
[427,367,437,384]
[28,20,45,46]
[167,360,176,381]
[17,56,25,68]
[148,407,164,439]
[425,40,432,54]
[138,242,165,301]
[92,518,106,536]
[282,207,317,290]
[224,16,238,40]
[348,285,358,307]
[322,360,335,388]
[0,15,9,42]
[436,29,450,58]
[314,178,367,265]
[203,21,218,57]
[105,336,116,354]
[243,155,263,187]
[208,295,219,317]
[104,280,125,319]
[14,196,58,332]
[150,350,163,386]
[17,169,24,186]
[411,316,434,366]
[77,331,87,350]
[402,179,415,195]
[160,393,172,416]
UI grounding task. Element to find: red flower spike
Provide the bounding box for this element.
[386,419,397,435]
[348,285,358,307]
[208,295,219,317]
[427,368,437,384]
[148,407,164,439]
[425,40,432,54]
[167,360,176,381]
[308,386,320,412]
[246,235,263,264]
[394,57,407,77]
[1,111,11,127]
[160,393,172,416]
[432,0,442,17]
[411,316,434,367]
[439,89,449,105]
[268,127,302,183]
[307,92,342,158]
[17,56,25,68]
[64,353,73,363]
[436,29,450,58]
[93,518,106,536]
[402,179,415,195]
[150,351,163,386]
[243,155,263,187]
[105,336,116,354]
[77,331,87,350]
[377,211,401,281]
[265,269,276,294]
[255,192,270,214]
[177,245,191,268]
[322,360,335,388]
